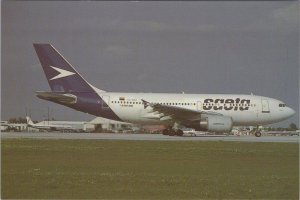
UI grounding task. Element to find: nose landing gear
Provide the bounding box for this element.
[253,125,262,137]
[254,131,262,137]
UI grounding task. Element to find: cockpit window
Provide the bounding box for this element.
[279,104,286,107]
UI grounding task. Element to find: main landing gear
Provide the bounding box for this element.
[162,128,184,136]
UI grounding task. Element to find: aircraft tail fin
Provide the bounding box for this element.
[33,44,104,93]
[26,116,34,126]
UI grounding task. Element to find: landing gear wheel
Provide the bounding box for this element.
[255,131,262,137]
[162,128,175,136]
[168,129,176,136]
[162,128,183,136]
[175,129,184,136]
[162,129,169,135]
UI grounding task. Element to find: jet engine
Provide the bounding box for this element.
[188,115,233,133]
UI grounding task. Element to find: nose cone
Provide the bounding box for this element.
[286,107,296,118]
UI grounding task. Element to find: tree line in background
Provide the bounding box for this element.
[263,123,298,131]
[8,117,39,124]
[8,117,27,124]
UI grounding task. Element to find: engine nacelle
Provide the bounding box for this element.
[188,115,233,133]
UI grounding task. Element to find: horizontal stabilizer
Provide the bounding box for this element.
[36,91,77,104]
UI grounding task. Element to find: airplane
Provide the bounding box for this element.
[26,116,76,132]
[32,43,296,137]
[1,121,26,131]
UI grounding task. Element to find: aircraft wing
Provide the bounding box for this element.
[142,100,222,122]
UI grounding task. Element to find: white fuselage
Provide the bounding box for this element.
[97,92,295,127]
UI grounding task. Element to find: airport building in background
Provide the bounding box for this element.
[89,117,140,133]
[34,117,139,132]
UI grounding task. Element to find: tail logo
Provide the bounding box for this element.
[142,99,150,109]
[50,66,76,80]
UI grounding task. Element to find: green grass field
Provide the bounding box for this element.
[2,138,299,199]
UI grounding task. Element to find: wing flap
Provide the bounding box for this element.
[142,99,223,122]
[152,104,202,121]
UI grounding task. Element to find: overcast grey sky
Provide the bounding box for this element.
[1,1,299,127]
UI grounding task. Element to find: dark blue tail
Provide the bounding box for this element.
[33,44,95,92]
[33,43,121,121]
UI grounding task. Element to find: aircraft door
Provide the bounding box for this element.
[197,101,202,111]
[102,95,110,109]
[261,99,270,113]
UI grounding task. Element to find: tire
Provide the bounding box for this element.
[255,131,262,137]
[162,129,169,135]
[176,129,184,136]
[168,130,176,136]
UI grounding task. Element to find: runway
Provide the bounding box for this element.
[1,132,299,143]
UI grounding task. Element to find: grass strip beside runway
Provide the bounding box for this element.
[2,138,299,199]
